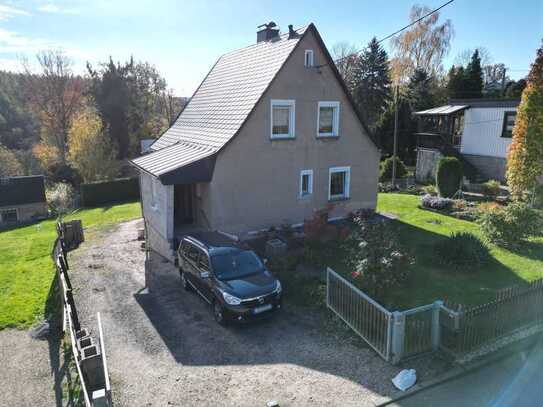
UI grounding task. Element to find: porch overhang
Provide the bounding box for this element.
[413,105,469,116]
[130,141,218,185]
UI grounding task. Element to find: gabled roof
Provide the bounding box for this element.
[0,175,46,207]
[133,23,378,179]
[150,26,308,153]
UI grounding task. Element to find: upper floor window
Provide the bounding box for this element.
[299,169,313,198]
[502,111,517,138]
[329,166,350,201]
[304,50,314,67]
[317,101,340,137]
[271,99,295,139]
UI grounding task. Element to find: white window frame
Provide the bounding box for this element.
[270,99,296,139]
[304,49,314,67]
[328,166,350,201]
[317,101,340,138]
[299,169,313,198]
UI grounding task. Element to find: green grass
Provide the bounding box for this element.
[374,193,543,308]
[0,202,141,329]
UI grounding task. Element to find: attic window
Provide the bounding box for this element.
[271,100,295,139]
[304,50,314,67]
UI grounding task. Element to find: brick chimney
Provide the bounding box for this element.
[257,21,279,43]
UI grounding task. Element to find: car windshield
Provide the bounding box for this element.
[211,249,264,280]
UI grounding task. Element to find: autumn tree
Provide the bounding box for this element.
[23,50,84,165]
[68,104,118,183]
[332,42,359,88]
[350,37,392,129]
[390,4,453,82]
[506,41,543,200]
[0,143,24,177]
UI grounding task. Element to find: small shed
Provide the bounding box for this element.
[0,175,48,224]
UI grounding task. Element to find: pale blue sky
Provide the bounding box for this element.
[1,0,541,95]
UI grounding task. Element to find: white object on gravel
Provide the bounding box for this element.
[392,369,417,391]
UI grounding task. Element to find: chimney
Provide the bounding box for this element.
[288,25,297,39]
[257,21,279,43]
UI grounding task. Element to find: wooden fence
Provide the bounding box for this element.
[441,279,543,355]
[52,221,112,406]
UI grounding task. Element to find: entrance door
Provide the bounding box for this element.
[174,184,194,225]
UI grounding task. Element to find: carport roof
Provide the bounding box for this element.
[130,141,217,178]
[413,105,469,116]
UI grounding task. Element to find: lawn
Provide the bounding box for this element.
[0,202,141,329]
[375,193,543,308]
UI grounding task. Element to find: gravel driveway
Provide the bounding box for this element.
[70,219,401,406]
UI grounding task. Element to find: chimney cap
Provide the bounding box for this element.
[258,21,277,30]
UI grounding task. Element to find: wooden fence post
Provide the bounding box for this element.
[391,311,405,364]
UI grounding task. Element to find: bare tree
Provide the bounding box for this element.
[390,4,454,82]
[22,49,84,164]
[332,41,359,88]
[454,47,492,67]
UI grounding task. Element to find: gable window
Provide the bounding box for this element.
[502,111,517,138]
[304,50,314,67]
[328,167,350,200]
[1,208,18,222]
[299,169,313,198]
[271,99,295,139]
[317,101,340,137]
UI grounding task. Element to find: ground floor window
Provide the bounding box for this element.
[329,167,350,200]
[1,208,18,222]
[299,169,313,198]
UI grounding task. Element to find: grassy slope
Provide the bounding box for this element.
[376,194,543,308]
[0,202,141,329]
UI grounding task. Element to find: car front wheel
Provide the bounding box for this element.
[213,301,227,326]
[180,270,191,292]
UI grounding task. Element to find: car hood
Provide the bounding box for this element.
[220,270,277,298]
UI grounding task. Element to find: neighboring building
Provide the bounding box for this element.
[140,139,155,154]
[414,98,520,182]
[0,175,48,225]
[131,23,380,261]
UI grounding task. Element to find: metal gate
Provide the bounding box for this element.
[326,268,393,361]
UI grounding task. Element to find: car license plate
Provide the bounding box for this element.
[253,304,272,314]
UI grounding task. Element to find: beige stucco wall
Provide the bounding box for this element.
[201,29,379,236]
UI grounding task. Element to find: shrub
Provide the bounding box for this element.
[46,182,76,216]
[379,157,407,181]
[80,177,139,207]
[346,219,412,300]
[421,194,453,211]
[481,179,501,198]
[478,202,543,247]
[436,157,463,198]
[434,232,490,270]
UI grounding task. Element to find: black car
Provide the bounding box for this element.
[177,232,282,325]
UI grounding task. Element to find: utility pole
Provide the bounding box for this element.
[501,67,507,97]
[391,83,399,187]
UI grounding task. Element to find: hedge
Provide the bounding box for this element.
[80,177,140,207]
[436,157,463,198]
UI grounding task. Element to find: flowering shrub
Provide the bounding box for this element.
[46,182,76,216]
[421,194,453,211]
[481,179,501,199]
[478,202,543,247]
[346,218,412,300]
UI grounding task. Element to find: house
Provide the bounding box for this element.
[413,98,520,183]
[0,175,48,225]
[130,23,380,261]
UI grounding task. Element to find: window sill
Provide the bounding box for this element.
[299,194,312,200]
[328,196,350,202]
[271,135,295,140]
[317,134,339,139]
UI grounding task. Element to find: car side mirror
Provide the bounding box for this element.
[200,271,210,279]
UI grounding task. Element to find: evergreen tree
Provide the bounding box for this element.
[506,41,543,200]
[465,49,484,98]
[446,65,466,98]
[351,37,391,129]
[407,69,436,111]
